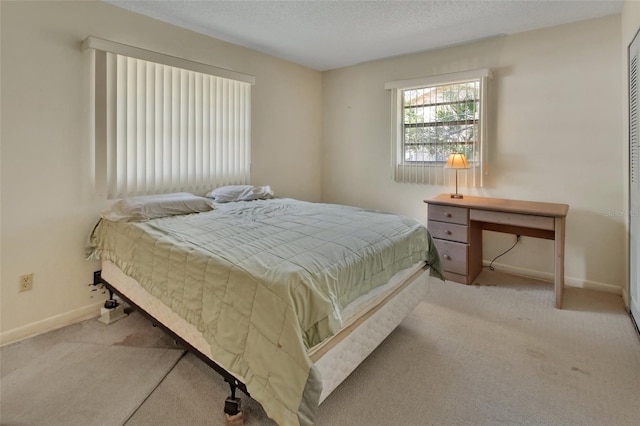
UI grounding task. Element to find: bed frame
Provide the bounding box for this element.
[93,270,247,417]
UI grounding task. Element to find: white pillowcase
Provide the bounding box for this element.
[101,192,214,222]
[206,185,274,203]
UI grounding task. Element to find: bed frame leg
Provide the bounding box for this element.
[93,272,128,325]
[98,300,128,325]
[224,379,244,425]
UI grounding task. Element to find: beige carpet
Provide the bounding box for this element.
[0,311,186,426]
[313,272,640,425]
[2,270,639,425]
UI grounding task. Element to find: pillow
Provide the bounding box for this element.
[206,185,274,203]
[101,192,214,222]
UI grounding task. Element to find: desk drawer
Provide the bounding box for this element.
[469,209,554,231]
[428,205,468,225]
[428,220,469,243]
[433,239,468,276]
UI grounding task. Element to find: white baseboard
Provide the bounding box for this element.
[622,286,629,309]
[0,301,104,347]
[484,261,623,296]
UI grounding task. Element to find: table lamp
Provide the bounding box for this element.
[445,153,470,199]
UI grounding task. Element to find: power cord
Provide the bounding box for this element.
[486,235,521,271]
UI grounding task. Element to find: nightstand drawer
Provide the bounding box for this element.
[433,239,468,276]
[428,220,469,243]
[428,204,468,225]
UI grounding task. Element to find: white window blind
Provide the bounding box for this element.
[385,69,491,186]
[631,51,638,185]
[84,37,254,199]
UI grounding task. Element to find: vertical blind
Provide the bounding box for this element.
[107,54,251,198]
[84,37,254,199]
[399,80,480,184]
[631,51,638,185]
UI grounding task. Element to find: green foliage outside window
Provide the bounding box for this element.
[402,81,479,163]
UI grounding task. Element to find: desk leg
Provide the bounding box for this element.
[554,217,566,309]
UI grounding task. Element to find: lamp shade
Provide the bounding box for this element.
[444,153,470,169]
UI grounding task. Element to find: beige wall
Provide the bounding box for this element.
[322,15,624,293]
[0,1,322,342]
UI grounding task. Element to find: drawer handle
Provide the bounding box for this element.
[445,230,452,235]
[445,212,452,218]
[443,254,451,260]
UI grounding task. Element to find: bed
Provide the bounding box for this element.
[87,194,443,425]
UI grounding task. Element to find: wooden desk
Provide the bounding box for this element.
[424,194,569,308]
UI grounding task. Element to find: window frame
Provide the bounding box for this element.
[385,69,491,186]
[401,81,480,164]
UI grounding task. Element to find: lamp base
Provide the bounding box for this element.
[450,193,464,199]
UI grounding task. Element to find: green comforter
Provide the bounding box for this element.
[87,198,443,425]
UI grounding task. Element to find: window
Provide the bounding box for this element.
[385,69,491,185]
[84,37,255,199]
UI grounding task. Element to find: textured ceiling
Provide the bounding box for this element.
[105,0,624,71]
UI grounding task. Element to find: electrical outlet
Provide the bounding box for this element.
[19,273,33,292]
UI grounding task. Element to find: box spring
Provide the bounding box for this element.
[100,260,429,404]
